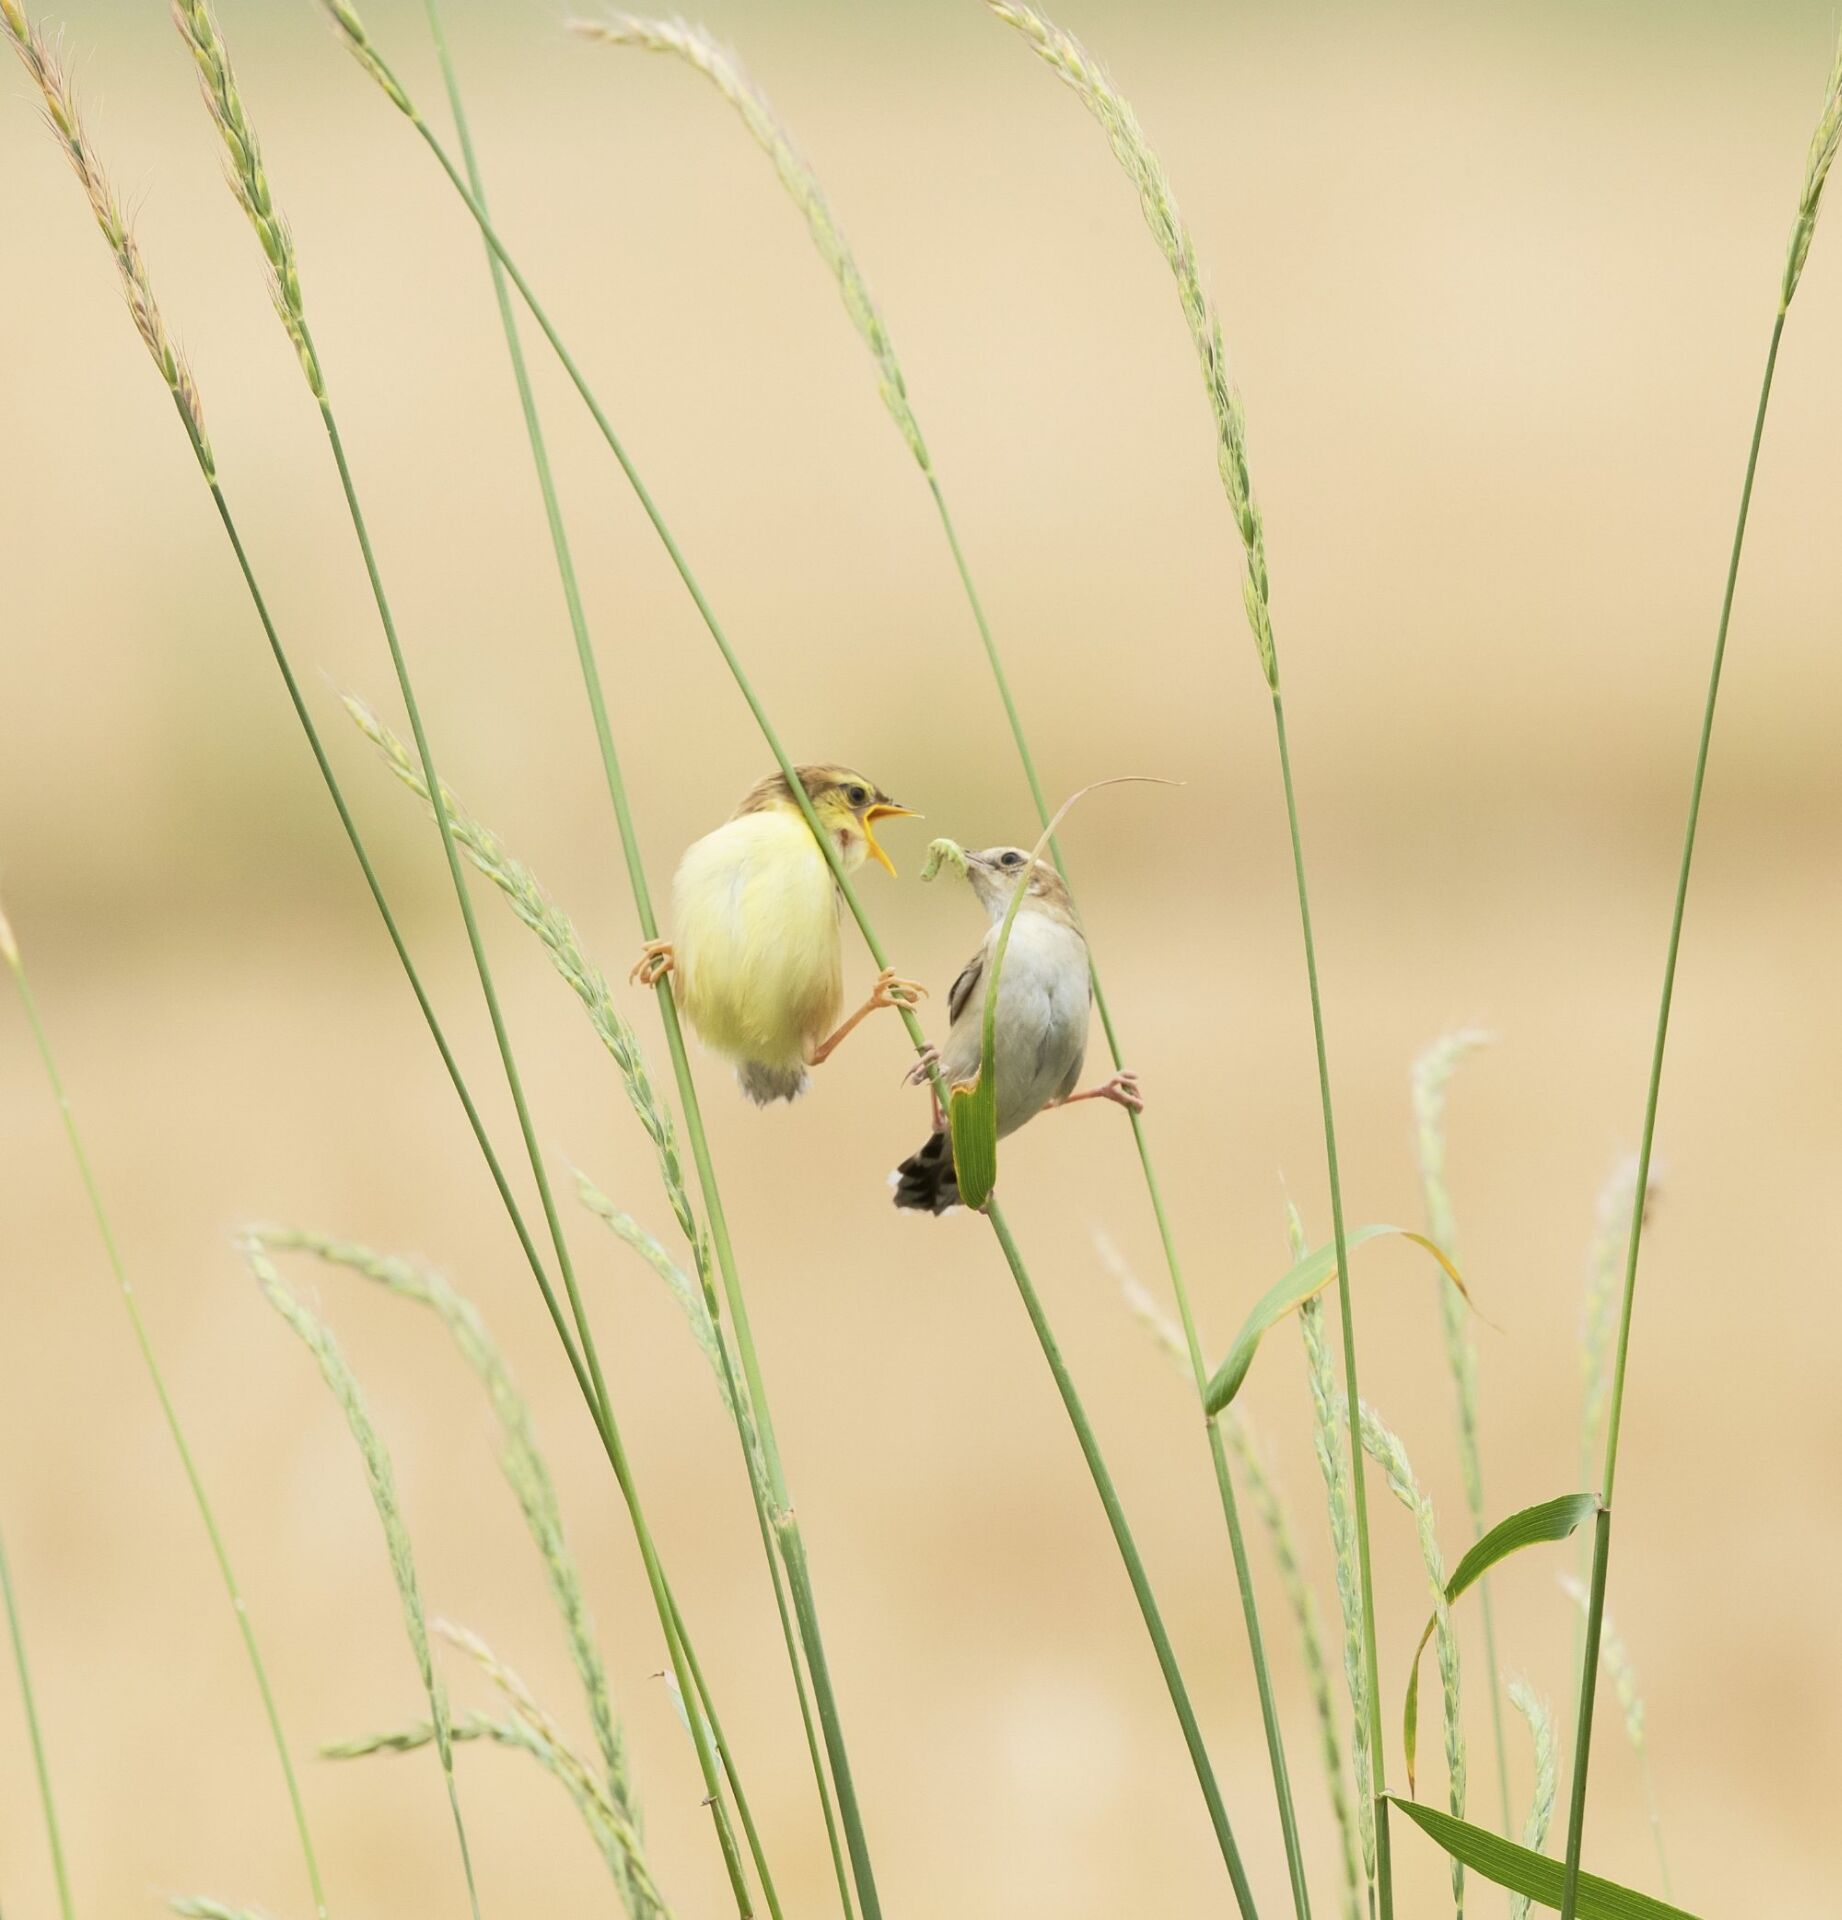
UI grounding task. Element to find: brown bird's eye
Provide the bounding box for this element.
[846,784,868,808]
[1001,851,1022,868]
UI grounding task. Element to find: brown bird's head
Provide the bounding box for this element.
[963,846,1079,924]
[734,764,918,876]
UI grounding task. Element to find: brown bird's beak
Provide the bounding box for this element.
[862,802,919,877]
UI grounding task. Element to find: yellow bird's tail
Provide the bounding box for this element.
[737,1059,810,1105]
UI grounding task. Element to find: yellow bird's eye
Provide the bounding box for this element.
[846,783,869,808]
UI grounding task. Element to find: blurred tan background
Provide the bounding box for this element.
[4,0,1839,1913]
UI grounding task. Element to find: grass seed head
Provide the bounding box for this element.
[988,1,1277,689]
[3,0,216,473]
[170,0,322,397]
[1784,30,1842,310]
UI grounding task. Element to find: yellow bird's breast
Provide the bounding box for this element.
[672,810,843,1068]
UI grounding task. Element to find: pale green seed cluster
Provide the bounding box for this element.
[255,1226,656,1910]
[1411,1029,1493,1515]
[1784,32,1842,310]
[572,14,929,469]
[343,695,715,1302]
[170,0,323,397]
[1297,1275,1375,1890]
[988,2,1277,690]
[1506,1681,1557,1920]
[317,0,415,119]
[1355,1398,1467,1917]
[3,0,216,475]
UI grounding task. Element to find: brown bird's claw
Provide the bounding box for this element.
[1062,1069,1144,1114]
[871,967,926,1012]
[903,1042,941,1088]
[630,939,675,988]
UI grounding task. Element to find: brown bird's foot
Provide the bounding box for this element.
[904,1044,945,1130]
[902,1042,941,1087]
[630,939,675,988]
[1061,1069,1145,1114]
[810,969,928,1066]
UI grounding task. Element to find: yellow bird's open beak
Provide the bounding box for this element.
[862,803,919,878]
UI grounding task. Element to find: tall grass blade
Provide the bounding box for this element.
[240,1240,484,1920]
[1411,1030,1512,1835]
[1559,34,1842,1913]
[984,15,1392,1903]
[0,1517,74,1920]
[313,7,1257,1900]
[558,52,1305,1880]
[0,895,325,1920]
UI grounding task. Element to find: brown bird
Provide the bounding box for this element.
[892,845,1141,1213]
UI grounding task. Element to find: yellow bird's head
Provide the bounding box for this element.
[734,765,919,876]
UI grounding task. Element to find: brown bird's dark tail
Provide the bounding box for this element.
[891,1130,959,1214]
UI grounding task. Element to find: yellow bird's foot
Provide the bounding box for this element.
[630,939,675,988]
[871,967,927,1012]
[811,970,928,1067]
[1062,1069,1144,1114]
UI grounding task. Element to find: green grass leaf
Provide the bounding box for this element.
[1404,1494,1598,1789]
[1387,1796,1700,1918]
[1203,1226,1467,1413]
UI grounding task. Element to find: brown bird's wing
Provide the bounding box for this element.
[947,948,985,1026]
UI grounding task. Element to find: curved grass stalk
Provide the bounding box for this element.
[1411,1031,1511,1837]
[1559,35,1842,1913]
[566,23,1308,1909]
[250,1227,656,1917]
[0,1514,75,1920]
[164,3,756,1902]
[241,1241,483,1919]
[314,5,1260,1908]
[330,1707,656,1900]
[983,9,1386,1909]
[0,900,321,1920]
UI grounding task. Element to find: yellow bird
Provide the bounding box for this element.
[633,765,923,1104]
[891,844,1142,1214]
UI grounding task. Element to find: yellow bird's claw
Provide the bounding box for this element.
[872,967,926,1011]
[630,939,675,988]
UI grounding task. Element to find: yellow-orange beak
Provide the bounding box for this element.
[862,802,919,878]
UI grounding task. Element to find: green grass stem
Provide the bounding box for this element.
[0,1517,75,1920]
[1563,39,1842,1906]
[1,910,324,1920]
[409,10,853,1910]
[315,5,1269,1906]
[568,24,1310,1900]
[165,1,759,1900]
